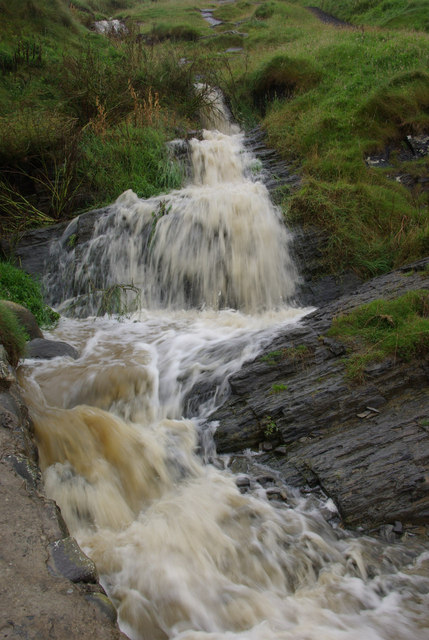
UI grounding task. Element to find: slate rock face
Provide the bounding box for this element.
[209,257,429,529]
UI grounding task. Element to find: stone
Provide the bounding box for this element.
[1,300,43,339]
[26,338,79,360]
[0,345,16,387]
[203,257,429,530]
[48,537,98,584]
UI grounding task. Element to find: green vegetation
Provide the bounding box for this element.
[328,290,429,380]
[0,301,28,367]
[0,0,212,237]
[262,415,279,437]
[292,0,429,32]
[270,383,289,393]
[1,0,428,279]
[0,262,58,327]
[260,350,283,365]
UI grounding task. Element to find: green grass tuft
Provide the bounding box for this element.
[328,290,429,380]
[249,54,322,114]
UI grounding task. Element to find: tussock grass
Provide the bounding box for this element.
[328,290,429,380]
[249,54,322,114]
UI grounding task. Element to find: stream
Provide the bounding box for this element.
[20,94,429,639]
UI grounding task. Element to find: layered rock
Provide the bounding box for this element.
[210,257,429,529]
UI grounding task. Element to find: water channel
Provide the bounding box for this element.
[20,95,429,639]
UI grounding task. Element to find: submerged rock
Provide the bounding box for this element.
[26,338,79,360]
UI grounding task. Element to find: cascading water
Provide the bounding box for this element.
[20,94,429,640]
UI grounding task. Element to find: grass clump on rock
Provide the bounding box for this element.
[328,290,429,380]
[0,301,28,367]
[0,262,58,328]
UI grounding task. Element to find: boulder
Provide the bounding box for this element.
[26,338,79,360]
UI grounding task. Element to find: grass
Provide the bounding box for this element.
[290,0,429,33]
[0,0,214,237]
[0,0,429,279]
[0,301,28,367]
[327,290,429,380]
[270,383,289,393]
[0,261,59,327]
[213,1,429,275]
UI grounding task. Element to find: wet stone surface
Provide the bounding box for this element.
[208,257,429,530]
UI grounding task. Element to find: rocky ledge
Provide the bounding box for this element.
[209,258,429,532]
[0,350,125,639]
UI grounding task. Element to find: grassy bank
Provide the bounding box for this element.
[291,0,429,32]
[209,1,429,276]
[0,0,212,236]
[1,0,428,279]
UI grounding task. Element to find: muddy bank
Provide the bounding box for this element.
[0,354,125,640]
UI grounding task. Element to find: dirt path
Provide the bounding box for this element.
[306,6,355,28]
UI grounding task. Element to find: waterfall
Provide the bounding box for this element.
[45,102,296,316]
[20,95,429,640]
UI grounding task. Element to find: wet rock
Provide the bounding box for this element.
[1,300,43,339]
[235,474,251,488]
[85,592,118,624]
[265,487,287,501]
[393,521,403,534]
[93,19,127,36]
[26,338,79,360]
[209,258,429,529]
[201,10,222,27]
[0,345,15,388]
[4,207,110,282]
[48,537,98,583]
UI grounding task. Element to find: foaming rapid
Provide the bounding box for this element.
[21,93,429,640]
[45,125,296,315]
